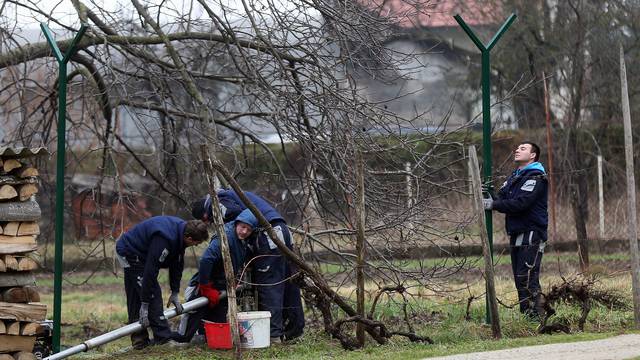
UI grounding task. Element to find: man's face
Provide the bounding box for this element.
[184,236,203,247]
[235,222,253,240]
[514,144,536,164]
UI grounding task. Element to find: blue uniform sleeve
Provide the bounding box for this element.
[198,237,221,285]
[217,191,244,222]
[169,252,184,293]
[141,235,170,303]
[493,178,546,214]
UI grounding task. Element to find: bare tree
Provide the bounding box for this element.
[0,0,478,347]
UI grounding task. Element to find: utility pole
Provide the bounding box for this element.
[619,43,640,328]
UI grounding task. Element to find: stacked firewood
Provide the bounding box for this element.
[0,148,46,360]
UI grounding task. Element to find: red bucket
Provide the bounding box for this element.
[204,320,232,349]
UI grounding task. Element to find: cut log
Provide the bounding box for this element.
[2,159,22,173]
[2,255,18,271]
[16,258,37,272]
[0,335,35,352]
[2,222,19,236]
[14,351,37,360]
[0,185,17,200]
[0,244,37,255]
[0,273,35,287]
[0,258,5,272]
[1,287,40,303]
[16,223,39,236]
[16,167,38,178]
[6,321,20,335]
[0,319,5,334]
[0,176,38,186]
[0,200,41,222]
[0,354,12,360]
[0,236,35,245]
[0,302,47,322]
[17,185,37,202]
[19,323,39,336]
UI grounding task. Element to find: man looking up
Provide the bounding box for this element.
[484,142,548,318]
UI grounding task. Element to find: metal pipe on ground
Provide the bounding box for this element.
[44,294,224,360]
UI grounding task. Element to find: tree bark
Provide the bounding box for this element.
[469,146,501,339]
[355,149,366,346]
[200,145,242,358]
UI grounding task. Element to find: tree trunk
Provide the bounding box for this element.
[355,149,366,346]
[201,145,242,358]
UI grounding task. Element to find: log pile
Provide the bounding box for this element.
[0,148,46,359]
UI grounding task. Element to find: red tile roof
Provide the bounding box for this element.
[357,0,500,29]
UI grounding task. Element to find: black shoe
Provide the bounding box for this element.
[283,330,303,342]
[132,339,150,350]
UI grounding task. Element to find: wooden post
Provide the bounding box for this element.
[542,73,557,242]
[620,44,640,328]
[405,162,413,208]
[200,144,242,358]
[469,146,501,338]
[355,149,366,346]
[597,155,605,244]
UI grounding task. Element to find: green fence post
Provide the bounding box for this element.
[454,13,516,324]
[40,22,87,354]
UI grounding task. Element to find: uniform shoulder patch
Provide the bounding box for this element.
[521,179,536,192]
[159,248,169,262]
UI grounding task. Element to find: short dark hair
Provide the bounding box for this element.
[521,141,541,162]
[191,198,208,220]
[184,220,209,242]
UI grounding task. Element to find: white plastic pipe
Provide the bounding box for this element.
[44,294,220,360]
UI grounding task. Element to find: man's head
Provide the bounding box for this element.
[191,196,212,223]
[183,220,209,247]
[234,209,259,240]
[514,141,540,167]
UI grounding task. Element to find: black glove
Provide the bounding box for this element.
[167,291,183,314]
[139,302,150,328]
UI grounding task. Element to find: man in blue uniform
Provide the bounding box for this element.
[176,209,258,343]
[484,142,548,318]
[115,216,209,349]
[191,190,305,342]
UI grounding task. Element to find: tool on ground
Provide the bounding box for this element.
[43,293,225,360]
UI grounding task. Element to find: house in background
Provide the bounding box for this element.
[351,0,515,131]
[70,173,156,239]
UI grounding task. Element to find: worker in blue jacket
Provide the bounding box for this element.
[191,190,305,342]
[483,141,548,318]
[115,216,209,349]
[176,209,258,343]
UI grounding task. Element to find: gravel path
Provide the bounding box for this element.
[426,334,640,360]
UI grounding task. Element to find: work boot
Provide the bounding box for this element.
[270,336,282,344]
[132,339,150,350]
[131,330,150,350]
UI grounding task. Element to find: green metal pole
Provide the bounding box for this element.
[481,51,493,255]
[454,13,516,324]
[40,23,87,354]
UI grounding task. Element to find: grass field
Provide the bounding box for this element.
[38,251,636,359]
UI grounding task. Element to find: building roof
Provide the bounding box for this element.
[357,0,500,29]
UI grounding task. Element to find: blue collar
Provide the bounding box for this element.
[515,162,546,176]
